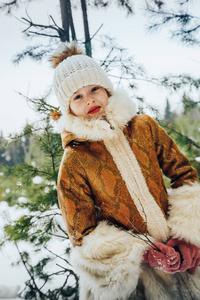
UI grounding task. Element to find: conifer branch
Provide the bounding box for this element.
[44,246,71,265]
[15,242,45,297]
[0,0,18,13]
[161,122,200,150]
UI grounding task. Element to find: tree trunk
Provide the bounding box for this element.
[59,0,77,42]
[68,0,76,40]
[80,0,92,57]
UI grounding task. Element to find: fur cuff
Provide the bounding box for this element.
[70,221,151,300]
[167,182,200,247]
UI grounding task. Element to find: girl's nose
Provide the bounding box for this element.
[86,95,95,105]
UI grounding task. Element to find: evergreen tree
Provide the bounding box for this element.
[160,93,200,180]
[145,0,200,179]
[1,108,80,298]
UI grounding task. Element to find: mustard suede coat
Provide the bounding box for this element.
[57,89,200,300]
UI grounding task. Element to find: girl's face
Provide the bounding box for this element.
[69,85,109,119]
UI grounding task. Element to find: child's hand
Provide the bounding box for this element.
[167,238,200,275]
[142,242,181,273]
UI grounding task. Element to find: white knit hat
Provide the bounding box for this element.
[51,43,113,115]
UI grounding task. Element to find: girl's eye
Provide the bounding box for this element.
[91,86,99,92]
[74,94,82,100]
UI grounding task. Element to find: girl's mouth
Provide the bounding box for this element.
[88,106,101,114]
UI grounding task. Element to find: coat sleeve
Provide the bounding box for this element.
[145,115,198,188]
[146,115,200,247]
[57,148,97,247]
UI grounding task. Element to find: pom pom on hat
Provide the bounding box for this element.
[50,42,113,115]
[50,42,84,68]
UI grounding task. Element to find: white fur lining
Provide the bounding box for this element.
[167,182,200,247]
[104,130,169,242]
[140,265,177,300]
[140,266,200,300]
[57,88,136,141]
[70,221,151,300]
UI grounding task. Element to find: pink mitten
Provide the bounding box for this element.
[166,238,200,274]
[142,242,181,273]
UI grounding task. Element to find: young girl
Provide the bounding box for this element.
[50,43,200,300]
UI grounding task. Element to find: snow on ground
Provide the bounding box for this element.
[0,201,72,299]
[0,202,29,299]
[0,284,20,299]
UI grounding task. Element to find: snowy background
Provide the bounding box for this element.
[0,198,71,299]
[0,201,27,299]
[1,1,200,136]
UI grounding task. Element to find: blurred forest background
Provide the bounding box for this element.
[0,0,200,299]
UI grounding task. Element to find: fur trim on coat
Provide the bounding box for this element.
[139,265,177,300]
[71,221,200,300]
[167,181,200,247]
[70,221,151,300]
[139,266,200,300]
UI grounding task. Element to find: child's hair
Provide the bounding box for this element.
[50,42,113,116]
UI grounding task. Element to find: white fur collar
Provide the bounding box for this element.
[57,89,136,141]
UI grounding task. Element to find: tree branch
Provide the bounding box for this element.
[21,12,66,41]
[44,246,71,265]
[0,0,18,13]
[146,2,200,44]
[15,242,45,297]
